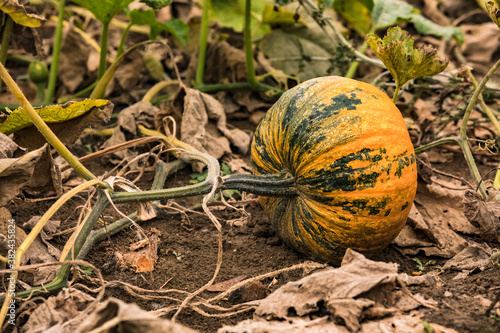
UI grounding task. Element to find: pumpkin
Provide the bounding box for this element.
[251,76,417,265]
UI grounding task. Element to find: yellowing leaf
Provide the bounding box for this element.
[0,99,111,135]
[366,27,448,89]
[333,0,373,36]
[486,1,500,29]
[261,4,306,26]
[0,0,44,27]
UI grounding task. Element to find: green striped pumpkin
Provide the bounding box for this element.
[251,76,418,265]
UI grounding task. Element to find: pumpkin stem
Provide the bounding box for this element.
[222,171,299,197]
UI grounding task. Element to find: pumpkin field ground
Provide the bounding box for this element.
[6,156,500,332]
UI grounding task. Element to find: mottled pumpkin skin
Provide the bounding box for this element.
[251,76,418,265]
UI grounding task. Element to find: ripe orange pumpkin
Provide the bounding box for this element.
[251,76,418,265]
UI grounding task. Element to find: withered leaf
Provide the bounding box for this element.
[366,27,448,90]
[486,1,500,29]
[463,190,500,242]
[157,86,251,171]
[78,298,197,332]
[0,144,45,205]
[0,99,111,135]
[0,0,45,27]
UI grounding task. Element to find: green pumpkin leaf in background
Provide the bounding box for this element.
[409,13,464,44]
[372,0,463,43]
[0,99,111,135]
[333,0,373,36]
[371,0,416,30]
[129,8,157,26]
[366,27,449,102]
[333,0,463,44]
[209,0,265,32]
[72,0,134,24]
[0,0,44,27]
[140,0,172,10]
[128,9,189,45]
[151,19,190,45]
[486,1,500,29]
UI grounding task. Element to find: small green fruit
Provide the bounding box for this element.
[28,61,49,84]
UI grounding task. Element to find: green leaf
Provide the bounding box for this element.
[153,19,190,45]
[129,10,189,45]
[209,0,266,32]
[333,0,373,35]
[220,163,232,176]
[129,9,156,26]
[259,27,348,82]
[486,1,500,29]
[370,0,463,43]
[366,26,448,88]
[371,0,416,30]
[410,13,464,45]
[140,0,172,10]
[0,99,110,135]
[79,265,94,276]
[0,0,44,27]
[72,0,134,24]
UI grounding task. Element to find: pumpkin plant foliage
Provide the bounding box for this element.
[251,76,418,264]
[366,27,449,102]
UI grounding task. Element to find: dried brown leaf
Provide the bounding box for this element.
[255,249,403,320]
[0,132,21,158]
[77,298,197,333]
[58,28,93,94]
[392,182,484,258]
[463,190,500,242]
[461,23,500,70]
[443,245,491,271]
[157,87,251,171]
[0,144,45,205]
[21,288,95,333]
[102,101,157,164]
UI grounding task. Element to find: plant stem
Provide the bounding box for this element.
[0,62,97,181]
[0,178,105,327]
[77,160,182,260]
[460,58,500,198]
[466,67,500,190]
[142,80,178,103]
[300,0,384,69]
[116,22,133,59]
[0,16,13,90]
[244,0,257,87]
[466,68,500,133]
[36,83,45,102]
[57,81,97,104]
[111,151,220,203]
[243,0,281,95]
[98,22,110,80]
[45,0,66,105]
[414,137,461,155]
[221,172,298,196]
[345,41,368,79]
[91,40,157,99]
[196,82,270,93]
[393,84,400,104]
[195,0,210,86]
